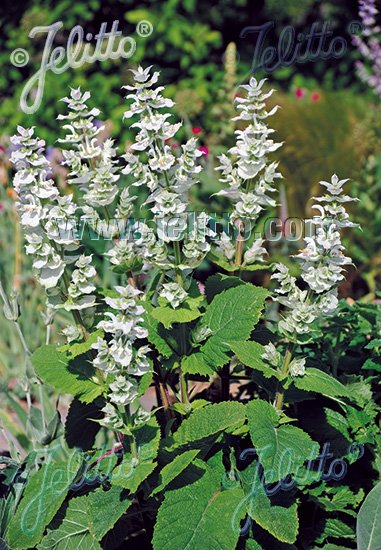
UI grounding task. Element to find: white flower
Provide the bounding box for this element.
[216,232,235,261]
[215,77,282,264]
[159,282,188,309]
[261,343,281,368]
[101,402,124,430]
[109,376,138,406]
[289,357,306,377]
[62,325,82,343]
[272,174,358,343]
[244,238,267,264]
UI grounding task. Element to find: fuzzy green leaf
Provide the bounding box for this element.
[86,485,133,540]
[7,452,81,549]
[200,284,268,368]
[144,308,173,358]
[204,274,244,303]
[293,368,351,401]
[357,481,381,550]
[173,402,246,446]
[151,450,200,496]
[112,458,156,493]
[32,345,102,404]
[57,330,102,358]
[151,306,201,329]
[181,354,214,376]
[247,399,319,483]
[152,468,245,550]
[230,341,280,379]
[241,463,299,543]
[38,496,101,549]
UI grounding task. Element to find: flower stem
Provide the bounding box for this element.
[235,223,244,268]
[130,433,138,461]
[179,370,189,404]
[173,241,183,286]
[274,348,293,411]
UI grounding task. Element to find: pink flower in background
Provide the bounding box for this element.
[311,92,321,102]
[197,281,205,294]
[198,146,209,156]
[192,126,203,135]
[295,87,305,99]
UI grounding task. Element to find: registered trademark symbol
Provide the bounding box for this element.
[136,20,153,38]
[348,20,363,35]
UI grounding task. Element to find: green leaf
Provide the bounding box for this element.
[247,399,319,483]
[144,308,175,358]
[320,518,355,540]
[7,451,81,549]
[324,408,350,441]
[357,481,381,550]
[181,354,214,376]
[244,540,262,550]
[32,346,102,404]
[362,358,381,372]
[200,284,268,368]
[38,496,102,549]
[151,305,201,329]
[204,274,244,303]
[112,458,156,493]
[86,486,133,540]
[230,341,280,379]
[293,368,351,401]
[241,463,298,543]
[173,402,246,446]
[133,416,161,461]
[58,330,102,358]
[152,468,245,550]
[111,417,160,492]
[151,450,200,496]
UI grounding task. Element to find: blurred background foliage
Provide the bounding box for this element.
[0,0,381,389]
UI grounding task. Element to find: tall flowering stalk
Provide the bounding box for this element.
[268,174,359,409]
[353,0,381,97]
[121,66,211,281]
[10,127,97,324]
[215,77,282,268]
[93,285,152,446]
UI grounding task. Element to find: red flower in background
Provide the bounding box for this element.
[192,126,203,135]
[295,87,305,99]
[198,146,209,156]
[311,92,321,102]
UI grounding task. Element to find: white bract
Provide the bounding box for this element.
[159,282,188,309]
[215,77,283,265]
[122,65,208,276]
[10,126,97,313]
[272,174,358,343]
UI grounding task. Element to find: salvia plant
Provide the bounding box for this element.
[0,66,380,550]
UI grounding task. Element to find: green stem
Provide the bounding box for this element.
[274,348,293,411]
[235,223,244,269]
[130,434,138,461]
[179,369,189,404]
[173,241,183,286]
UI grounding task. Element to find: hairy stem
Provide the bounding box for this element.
[274,348,293,411]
